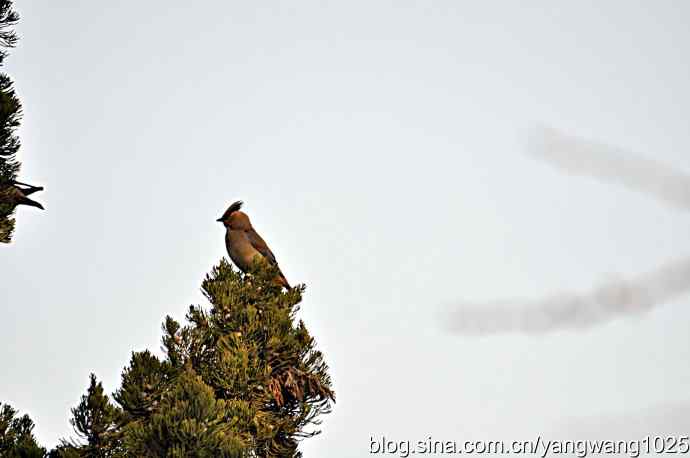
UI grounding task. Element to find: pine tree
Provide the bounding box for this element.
[121,260,335,457]
[54,260,335,457]
[51,374,123,457]
[0,0,42,243]
[0,402,46,457]
[120,365,251,457]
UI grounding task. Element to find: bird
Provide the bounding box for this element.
[217,201,291,289]
[0,181,44,211]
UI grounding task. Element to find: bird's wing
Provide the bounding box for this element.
[245,228,278,265]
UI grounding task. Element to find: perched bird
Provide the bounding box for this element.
[0,181,44,210]
[217,201,291,289]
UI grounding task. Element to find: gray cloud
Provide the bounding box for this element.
[447,127,690,335]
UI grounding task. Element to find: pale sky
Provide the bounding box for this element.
[2,2,690,456]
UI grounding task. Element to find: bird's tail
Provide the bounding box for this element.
[13,181,44,196]
[277,271,291,290]
[16,195,44,210]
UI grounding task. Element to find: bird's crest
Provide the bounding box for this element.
[219,200,243,220]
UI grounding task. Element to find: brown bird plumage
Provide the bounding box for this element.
[0,181,44,210]
[217,201,291,289]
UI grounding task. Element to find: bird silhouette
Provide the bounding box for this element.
[217,201,291,289]
[0,181,44,210]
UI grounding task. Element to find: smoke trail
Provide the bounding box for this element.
[529,126,690,210]
[447,127,690,335]
[448,256,690,335]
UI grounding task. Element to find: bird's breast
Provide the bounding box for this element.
[226,230,262,271]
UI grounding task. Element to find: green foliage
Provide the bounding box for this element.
[0,0,41,243]
[0,0,18,53]
[46,444,82,458]
[70,374,123,456]
[121,367,250,457]
[155,259,335,457]
[114,351,175,422]
[50,374,123,457]
[54,260,334,457]
[0,0,20,243]
[0,402,46,458]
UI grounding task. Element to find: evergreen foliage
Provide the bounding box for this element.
[50,374,123,457]
[121,366,250,457]
[54,260,334,457]
[0,0,42,243]
[0,403,46,458]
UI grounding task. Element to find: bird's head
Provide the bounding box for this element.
[217,200,245,226]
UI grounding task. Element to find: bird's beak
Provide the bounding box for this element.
[216,217,224,222]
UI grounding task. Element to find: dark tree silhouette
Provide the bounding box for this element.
[0,0,43,243]
[0,402,46,457]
